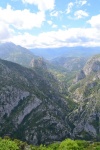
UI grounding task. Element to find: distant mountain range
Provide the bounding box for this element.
[1,41,97,73]
[30,46,100,59]
[0,42,88,74]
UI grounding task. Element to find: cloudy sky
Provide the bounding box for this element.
[0,0,100,48]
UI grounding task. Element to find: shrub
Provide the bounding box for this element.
[59,139,79,150]
[0,138,19,150]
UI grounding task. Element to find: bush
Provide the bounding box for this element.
[76,140,89,149]
[48,142,60,150]
[0,138,19,150]
[59,139,79,150]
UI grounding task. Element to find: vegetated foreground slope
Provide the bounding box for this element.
[69,54,100,141]
[0,58,73,145]
[1,137,100,150]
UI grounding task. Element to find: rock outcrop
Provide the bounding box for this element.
[1,44,100,144]
[0,59,71,145]
[69,54,100,140]
[83,55,100,76]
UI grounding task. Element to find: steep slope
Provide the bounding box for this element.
[0,59,72,145]
[83,54,100,76]
[0,42,86,89]
[0,42,37,67]
[51,56,87,72]
[1,42,100,143]
[69,54,100,140]
[0,42,55,73]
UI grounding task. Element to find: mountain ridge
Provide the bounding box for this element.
[0,42,100,144]
[69,54,100,140]
[30,46,100,59]
[0,58,73,145]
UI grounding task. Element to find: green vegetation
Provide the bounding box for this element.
[0,137,19,150]
[1,137,100,150]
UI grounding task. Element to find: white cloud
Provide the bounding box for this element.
[50,11,59,17]
[22,0,55,11]
[75,0,87,6]
[81,0,87,6]
[0,7,100,49]
[0,4,45,30]
[50,10,63,18]
[47,21,57,28]
[47,20,53,25]
[74,10,89,19]
[0,21,14,41]
[66,2,74,14]
[88,14,100,29]
[62,25,67,29]
[52,24,57,28]
[4,27,100,48]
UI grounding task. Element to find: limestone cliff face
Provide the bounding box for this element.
[76,55,100,82]
[76,70,86,82]
[83,55,100,76]
[69,54,100,140]
[0,59,71,145]
[0,86,29,120]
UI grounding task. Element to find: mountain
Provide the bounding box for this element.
[0,42,51,72]
[1,42,100,144]
[0,58,74,145]
[50,56,87,72]
[0,42,87,86]
[30,47,100,60]
[68,54,100,140]
[0,42,37,68]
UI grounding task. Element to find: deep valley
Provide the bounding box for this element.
[0,42,100,147]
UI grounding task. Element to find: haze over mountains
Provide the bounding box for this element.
[1,42,100,61]
[31,47,100,60]
[0,42,100,145]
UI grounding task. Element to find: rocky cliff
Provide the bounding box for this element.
[0,59,72,145]
[69,54,100,140]
[51,56,87,72]
[1,43,100,144]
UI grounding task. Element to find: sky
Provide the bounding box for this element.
[0,0,100,49]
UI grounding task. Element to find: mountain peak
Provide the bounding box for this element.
[83,54,100,76]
